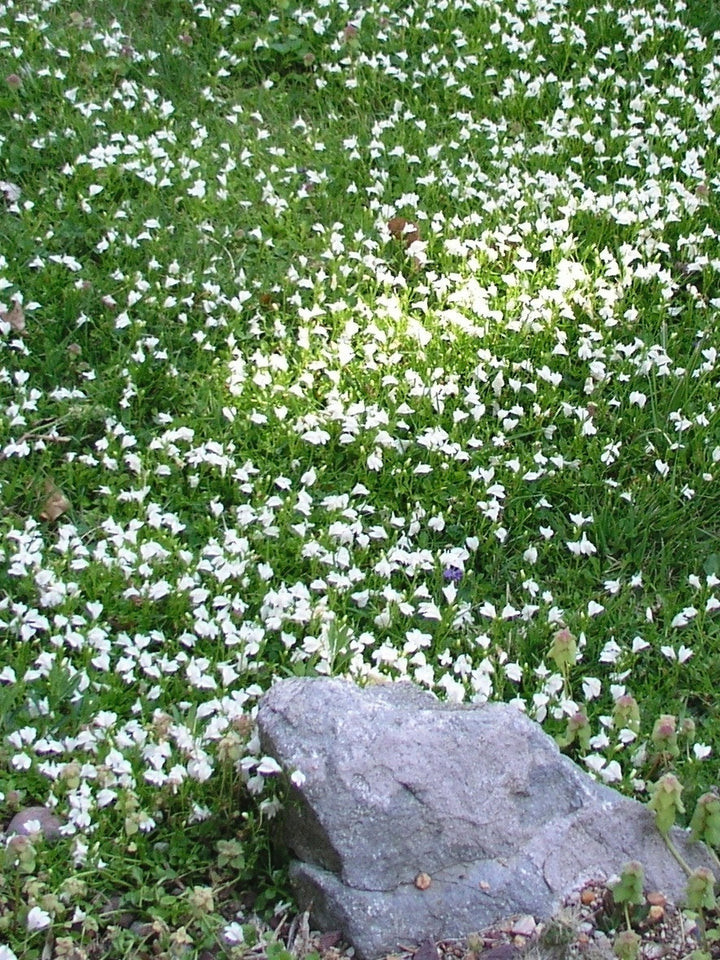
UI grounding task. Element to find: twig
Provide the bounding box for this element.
[0,432,71,461]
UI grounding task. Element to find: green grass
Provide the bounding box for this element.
[1,0,720,956]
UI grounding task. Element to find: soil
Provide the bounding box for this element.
[276,881,712,960]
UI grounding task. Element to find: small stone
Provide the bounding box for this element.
[580,888,596,905]
[6,806,64,841]
[508,916,536,938]
[496,916,535,938]
[646,891,667,907]
[415,872,432,891]
[643,945,668,959]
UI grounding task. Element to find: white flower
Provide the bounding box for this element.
[290,769,306,787]
[582,677,602,700]
[0,180,21,203]
[584,754,606,774]
[566,532,597,556]
[256,755,282,776]
[418,601,442,620]
[27,906,52,931]
[504,662,522,682]
[187,179,207,198]
[300,429,330,445]
[223,922,245,945]
[599,639,622,664]
[442,583,457,605]
[599,761,622,784]
[671,607,697,628]
[589,732,610,750]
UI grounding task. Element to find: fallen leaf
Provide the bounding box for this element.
[412,939,438,960]
[646,891,667,907]
[479,945,516,960]
[414,871,431,891]
[40,482,71,522]
[287,909,313,960]
[388,216,420,247]
[317,932,342,950]
[647,905,665,924]
[0,300,25,334]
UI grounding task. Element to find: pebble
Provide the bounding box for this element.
[5,806,64,841]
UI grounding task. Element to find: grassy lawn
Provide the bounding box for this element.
[1,0,720,956]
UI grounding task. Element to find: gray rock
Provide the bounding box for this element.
[257,677,715,960]
[6,805,64,841]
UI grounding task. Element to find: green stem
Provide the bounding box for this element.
[707,846,720,875]
[662,831,693,877]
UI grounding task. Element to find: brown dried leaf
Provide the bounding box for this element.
[412,939,439,960]
[479,945,517,960]
[646,891,667,907]
[317,932,342,951]
[646,905,665,924]
[388,216,420,247]
[1,300,25,334]
[40,483,71,522]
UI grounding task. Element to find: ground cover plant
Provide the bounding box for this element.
[1,0,720,956]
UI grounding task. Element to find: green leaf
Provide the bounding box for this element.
[686,868,717,912]
[648,774,684,836]
[613,929,641,960]
[611,862,645,906]
[651,715,679,759]
[690,794,720,848]
[549,628,577,671]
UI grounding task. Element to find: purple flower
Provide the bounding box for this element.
[443,566,463,583]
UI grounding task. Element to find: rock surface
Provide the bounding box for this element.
[257,677,715,960]
[6,805,64,840]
